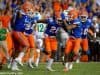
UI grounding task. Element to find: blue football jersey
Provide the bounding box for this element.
[45,18,60,36]
[24,15,35,34]
[81,19,92,38]
[70,19,83,38]
[24,14,42,35]
[14,14,26,32]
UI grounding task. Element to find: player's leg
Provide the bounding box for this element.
[10,36,22,71]
[60,32,69,65]
[46,38,58,71]
[11,59,20,71]
[73,38,81,64]
[11,41,23,71]
[44,37,54,71]
[81,39,88,54]
[81,38,89,62]
[11,44,21,71]
[35,39,43,67]
[6,32,15,69]
[44,36,51,54]
[27,34,36,68]
[64,38,73,71]
[64,38,81,71]
[44,36,51,62]
[13,31,29,66]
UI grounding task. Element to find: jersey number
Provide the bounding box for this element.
[37,23,45,32]
[83,29,88,35]
[50,26,57,33]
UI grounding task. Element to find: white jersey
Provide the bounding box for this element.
[60,27,69,48]
[35,23,47,39]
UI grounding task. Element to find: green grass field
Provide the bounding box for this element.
[0,62,100,75]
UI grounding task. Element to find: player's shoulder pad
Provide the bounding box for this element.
[87,19,92,23]
[87,19,92,27]
[73,18,81,25]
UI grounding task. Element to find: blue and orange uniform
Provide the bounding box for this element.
[12,13,29,49]
[24,15,36,49]
[44,17,60,53]
[81,19,92,52]
[65,19,82,55]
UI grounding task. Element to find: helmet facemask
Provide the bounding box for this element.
[80,15,88,22]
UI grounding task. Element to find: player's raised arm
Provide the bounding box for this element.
[61,9,79,30]
[66,18,80,30]
[66,24,77,30]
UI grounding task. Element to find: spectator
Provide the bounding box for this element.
[61,0,69,10]
[53,0,62,19]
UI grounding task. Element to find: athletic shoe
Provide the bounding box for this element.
[15,58,23,66]
[46,67,56,71]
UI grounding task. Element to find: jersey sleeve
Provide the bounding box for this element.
[87,19,92,27]
[73,19,81,27]
[61,13,65,20]
[73,19,80,25]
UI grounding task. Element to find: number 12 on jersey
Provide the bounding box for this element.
[36,23,47,32]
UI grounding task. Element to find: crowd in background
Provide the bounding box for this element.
[0,0,100,62]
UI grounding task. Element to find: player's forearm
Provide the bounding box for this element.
[66,25,77,30]
[63,20,68,26]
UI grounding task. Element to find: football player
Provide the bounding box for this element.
[79,11,92,61]
[63,9,82,71]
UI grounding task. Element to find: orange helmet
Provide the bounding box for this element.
[68,9,79,20]
[79,11,88,17]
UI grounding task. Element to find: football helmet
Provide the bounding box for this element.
[79,11,88,22]
[68,9,79,21]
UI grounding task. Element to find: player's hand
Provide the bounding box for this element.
[44,34,49,37]
[93,38,96,42]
